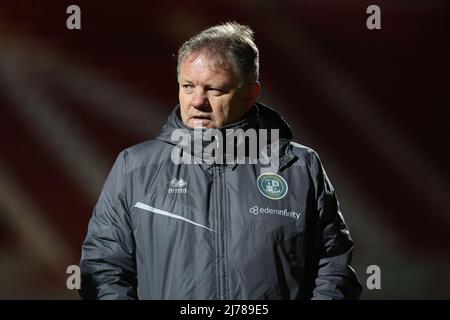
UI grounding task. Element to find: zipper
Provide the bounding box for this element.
[214,165,227,299]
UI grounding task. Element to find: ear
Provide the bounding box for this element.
[245,81,261,111]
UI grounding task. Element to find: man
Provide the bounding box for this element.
[79,22,362,299]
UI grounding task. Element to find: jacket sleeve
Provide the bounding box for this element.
[79,151,137,300]
[309,151,362,300]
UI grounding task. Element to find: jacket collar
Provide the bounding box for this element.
[157,102,297,173]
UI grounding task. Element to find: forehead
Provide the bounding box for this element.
[179,51,238,84]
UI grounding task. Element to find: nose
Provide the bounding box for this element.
[191,87,209,108]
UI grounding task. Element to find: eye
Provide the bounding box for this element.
[207,88,224,95]
[182,84,194,90]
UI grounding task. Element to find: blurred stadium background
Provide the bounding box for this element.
[0,0,449,299]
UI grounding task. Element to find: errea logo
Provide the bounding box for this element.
[168,178,187,194]
[249,205,302,220]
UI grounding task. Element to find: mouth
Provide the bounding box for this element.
[190,114,212,124]
[189,115,214,128]
[191,114,212,120]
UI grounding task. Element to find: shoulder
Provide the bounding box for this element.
[117,138,172,173]
[289,142,335,193]
[289,141,322,169]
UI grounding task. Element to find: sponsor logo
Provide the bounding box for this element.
[168,178,187,194]
[250,206,259,215]
[249,205,302,220]
[257,173,288,200]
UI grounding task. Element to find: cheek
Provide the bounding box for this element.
[210,100,226,117]
[179,89,192,106]
[229,91,245,105]
[219,96,238,115]
[178,93,190,117]
[178,90,187,105]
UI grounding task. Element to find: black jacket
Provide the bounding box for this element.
[79,102,362,299]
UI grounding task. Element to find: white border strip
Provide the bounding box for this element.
[134,202,216,233]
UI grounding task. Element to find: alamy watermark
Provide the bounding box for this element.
[170,128,280,174]
[366,264,381,290]
[66,5,81,30]
[366,5,381,30]
[66,264,81,290]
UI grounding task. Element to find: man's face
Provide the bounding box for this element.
[178,51,258,129]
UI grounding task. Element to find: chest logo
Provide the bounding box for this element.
[168,178,187,194]
[257,173,288,200]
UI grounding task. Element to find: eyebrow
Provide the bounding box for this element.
[179,77,233,90]
[180,80,225,88]
[179,78,192,83]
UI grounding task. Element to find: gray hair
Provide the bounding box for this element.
[177,22,259,84]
